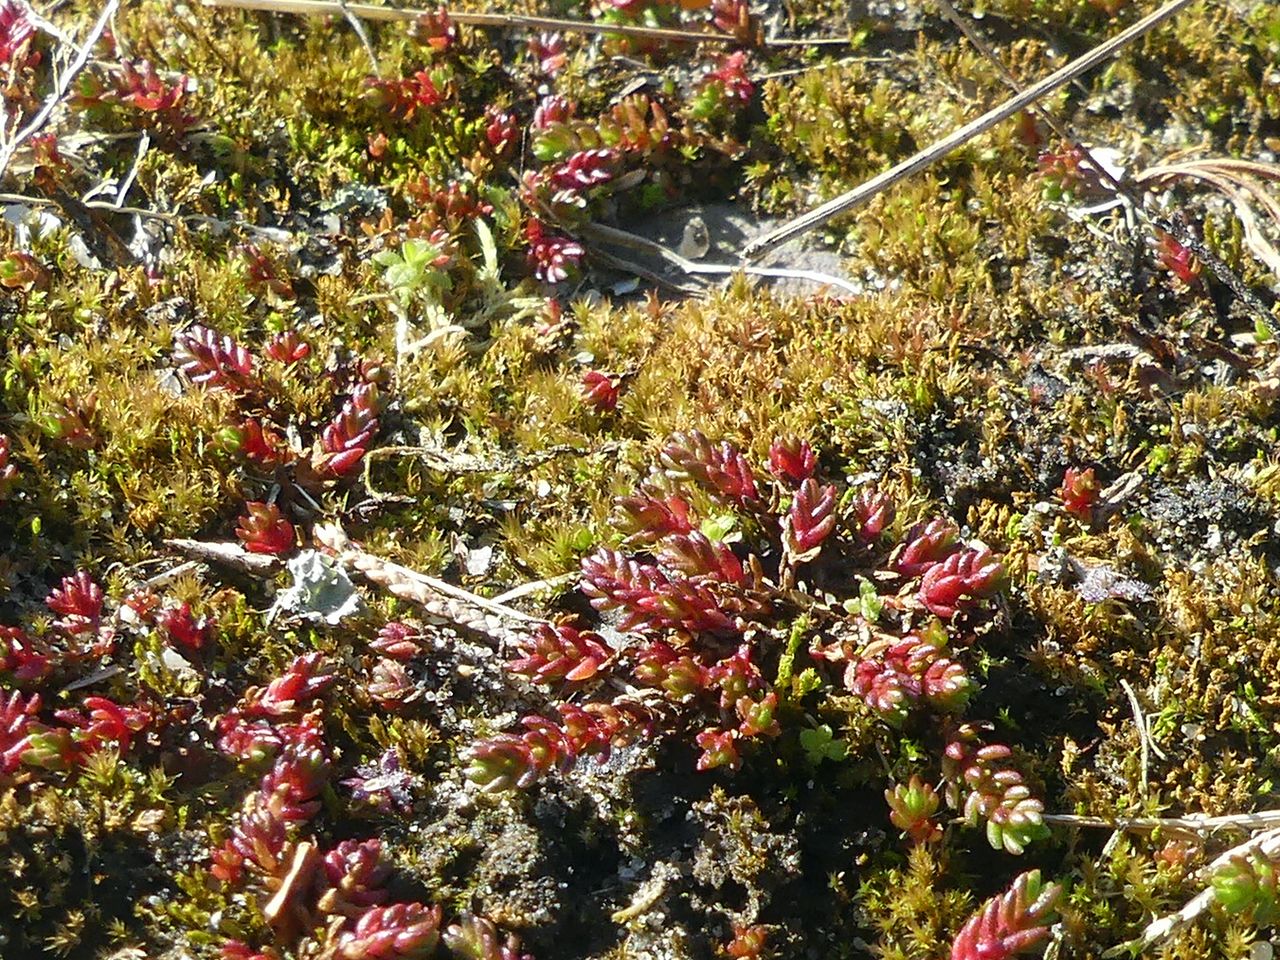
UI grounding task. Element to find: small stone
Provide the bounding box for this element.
[678,216,710,260]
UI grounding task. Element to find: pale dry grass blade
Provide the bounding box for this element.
[1137,158,1280,279]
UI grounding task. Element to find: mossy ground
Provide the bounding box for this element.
[1,0,1279,957]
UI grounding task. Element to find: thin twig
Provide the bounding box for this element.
[581,220,861,295]
[763,35,859,48]
[1120,677,1168,798]
[587,243,702,296]
[752,53,895,82]
[140,559,204,589]
[203,0,742,45]
[20,1,85,55]
[61,665,125,692]
[361,441,605,499]
[932,0,1083,146]
[1152,211,1278,334]
[490,573,578,605]
[740,0,1200,260]
[1136,159,1280,279]
[1043,809,1280,835]
[0,0,119,179]
[337,0,380,76]
[113,131,149,209]
[933,0,1139,221]
[1121,677,1149,797]
[932,0,1279,330]
[1105,827,1280,957]
[206,0,859,48]
[0,190,293,240]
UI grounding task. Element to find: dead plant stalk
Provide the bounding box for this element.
[740,0,1201,259]
[203,0,743,45]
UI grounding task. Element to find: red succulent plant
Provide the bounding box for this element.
[236,501,296,555]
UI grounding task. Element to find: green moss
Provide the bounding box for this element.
[1,0,1279,956]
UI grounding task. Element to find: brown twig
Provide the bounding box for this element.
[164,538,282,576]
[752,53,896,82]
[314,522,540,646]
[740,0,1201,260]
[1151,212,1278,334]
[203,0,745,45]
[361,440,610,499]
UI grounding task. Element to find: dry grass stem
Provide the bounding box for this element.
[740,0,1201,259]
